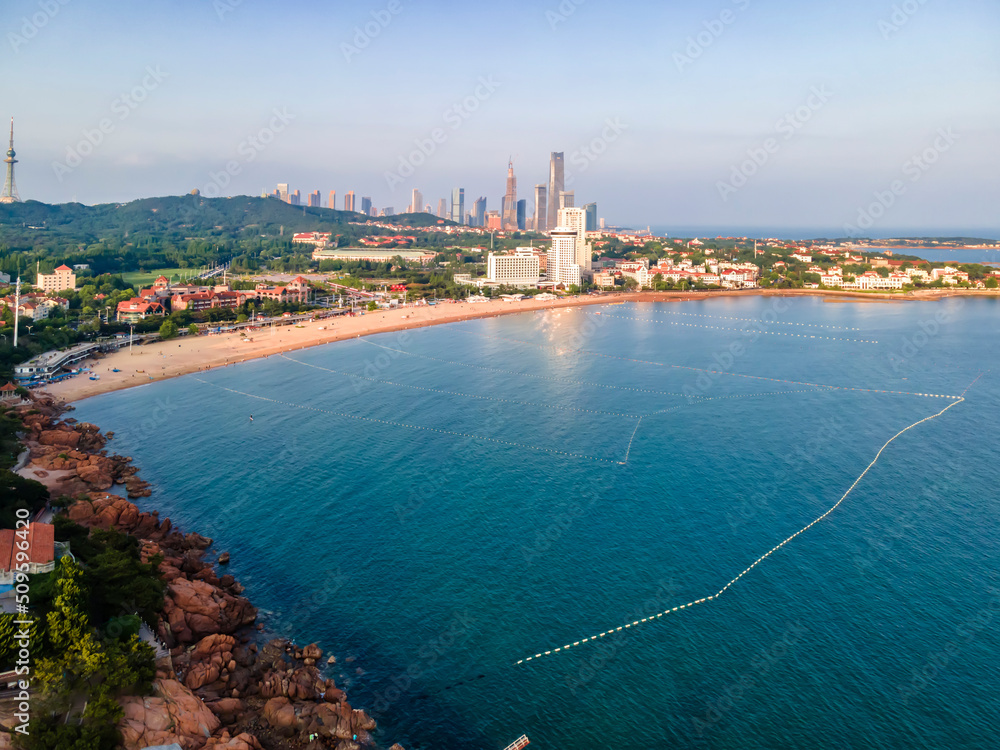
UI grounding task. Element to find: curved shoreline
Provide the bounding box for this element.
[40,288,998,404]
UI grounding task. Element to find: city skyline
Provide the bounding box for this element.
[2,0,998,233]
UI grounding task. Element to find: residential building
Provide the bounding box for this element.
[36,265,76,293]
[584,202,597,231]
[559,191,574,211]
[292,232,332,246]
[409,188,422,214]
[486,211,502,230]
[0,523,55,583]
[308,191,321,208]
[361,196,373,215]
[328,191,337,210]
[289,190,301,206]
[344,191,356,212]
[277,183,289,202]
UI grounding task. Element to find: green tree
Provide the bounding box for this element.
[188,323,199,336]
[158,319,178,340]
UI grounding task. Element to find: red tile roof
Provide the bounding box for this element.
[0,523,55,572]
[54,265,72,272]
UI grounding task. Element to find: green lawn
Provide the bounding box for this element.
[120,267,197,287]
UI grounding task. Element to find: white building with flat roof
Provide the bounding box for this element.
[547,228,581,288]
[557,207,590,272]
[486,248,540,287]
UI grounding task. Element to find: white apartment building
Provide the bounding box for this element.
[486,248,541,287]
[547,228,581,288]
[557,207,590,271]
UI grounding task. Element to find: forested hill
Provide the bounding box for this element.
[0,195,452,248]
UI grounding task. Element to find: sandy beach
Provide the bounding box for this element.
[39,287,995,404]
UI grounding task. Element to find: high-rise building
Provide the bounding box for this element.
[486,211,502,230]
[473,196,487,227]
[328,191,337,210]
[516,199,526,230]
[559,191,575,210]
[308,191,321,208]
[409,188,422,214]
[533,184,547,232]
[277,183,289,202]
[450,188,465,225]
[501,159,518,229]
[546,152,564,230]
[437,198,448,218]
[548,227,581,288]
[362,196,373,215]
[289,190,301,206]
[382,207,395,216]
[344,191,356,212]
[558,206,590,271]
[584,202,598,231]
[1,119,20,204]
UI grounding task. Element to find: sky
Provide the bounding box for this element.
[3,0,999,235]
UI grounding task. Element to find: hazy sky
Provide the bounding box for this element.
[3,0,998,234]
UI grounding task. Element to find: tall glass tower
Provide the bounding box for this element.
[450,187,465,224]
[546,152,564,231]
[1,118,20,204]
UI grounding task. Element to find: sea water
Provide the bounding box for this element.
[74,297,1000,749]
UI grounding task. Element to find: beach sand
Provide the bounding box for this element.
[40,286,987,404]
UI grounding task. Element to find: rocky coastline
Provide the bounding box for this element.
[17,394,405,750]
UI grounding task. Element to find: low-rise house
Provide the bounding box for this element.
[116,299,166,323]
[0,523,56,584]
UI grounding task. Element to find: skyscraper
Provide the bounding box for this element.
[516,199,526,231]
[344,191,356,212]
[1,119,20,204]
[410,188,422,214]
[308,190,321,207]
[584,202,597,231]
[328,191,337,210]
[276,183,289,202]
[546,152,564,231]
[450,188,465,225]
[289,190,301,206]
[473,196,486,227]
[361,196,373,215]
[437,198,448,218]
[559,191,575,210]
[558,206,590,271]
[533,184,547,232]
[548,228,581,288]
[501,159,518,230]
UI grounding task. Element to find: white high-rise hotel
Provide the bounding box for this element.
[546,206,590,288]
[487,248,540,287]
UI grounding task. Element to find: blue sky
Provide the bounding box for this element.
[3,0,998,234]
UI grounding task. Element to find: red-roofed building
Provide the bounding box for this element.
[36,265,76,294]
[0,523,56,584]
[117,299,166,323]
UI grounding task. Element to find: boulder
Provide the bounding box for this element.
[162,577,256,644]
[262,697,298,736]
[38,429,80,449]
[203,732,264,750]
[118,678,220,750]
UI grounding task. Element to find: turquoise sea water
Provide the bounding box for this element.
[74,297,1000,749]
